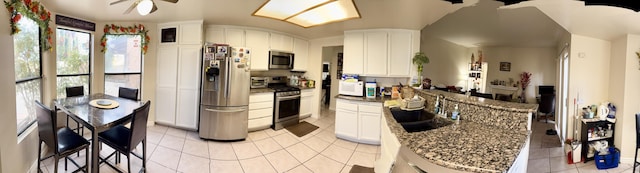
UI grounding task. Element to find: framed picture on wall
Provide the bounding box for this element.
[161,27,177,43]
[500,62,511,71]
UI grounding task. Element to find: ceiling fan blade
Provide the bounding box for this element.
[123,1,139,14]
[110,0,131,5]
[158,0,178,3]
[149,3,158,14]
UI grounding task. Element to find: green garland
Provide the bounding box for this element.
[4,0,52,50]
[101,24,150,54]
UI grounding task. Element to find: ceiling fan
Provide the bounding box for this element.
[110,0,179,15]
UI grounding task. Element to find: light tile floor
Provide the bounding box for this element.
[38,107,379,173]
[528,120,635,173]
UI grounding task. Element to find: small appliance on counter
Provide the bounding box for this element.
[338,74,363,97]
[250,77,269,89]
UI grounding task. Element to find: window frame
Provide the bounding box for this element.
[103,34,144,100]
[55,27,93,97]
[14,16,43,136]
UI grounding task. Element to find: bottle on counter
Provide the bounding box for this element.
[434,97,440,114]
[451,104,459,120]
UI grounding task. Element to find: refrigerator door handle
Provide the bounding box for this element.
[224,58,230,98]
[204,108,246,113]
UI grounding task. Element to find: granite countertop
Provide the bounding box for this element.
[383,108,529,172]
[250,88,274,93]
[335,95,389,103]
[417,89,538,113]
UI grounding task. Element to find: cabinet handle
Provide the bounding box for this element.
[205,108,246,113]
[408,162,427,173]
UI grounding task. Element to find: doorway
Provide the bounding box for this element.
[320,46,343,110]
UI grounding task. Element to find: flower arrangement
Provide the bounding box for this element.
[520,72,532,89]
[4,0,53,50]
[100,24,150,54]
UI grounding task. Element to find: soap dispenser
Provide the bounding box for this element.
[451,104,459,120]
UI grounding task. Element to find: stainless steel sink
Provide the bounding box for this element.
[389,108,453,132]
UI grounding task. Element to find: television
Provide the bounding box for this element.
[538,85,555,95]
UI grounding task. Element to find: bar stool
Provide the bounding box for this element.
[634,113,640,172]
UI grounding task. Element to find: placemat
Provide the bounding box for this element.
[89,99,119,109]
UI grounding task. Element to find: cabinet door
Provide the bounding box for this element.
[335,109,358,140]
[359,112,381,144]
[300,95,312,117]
[343,32,364,74]
[175,45,201,129]
[388,31,412,77]
[225,28,245,47]
[155,46,179,125]
[245,30,270,71]
[179,22,203,45]
[292,38,309,71]
[270,33,293,52]
[365,31,388,76]
[205,27,225,44]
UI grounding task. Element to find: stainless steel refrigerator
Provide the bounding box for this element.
[199,44,251,140]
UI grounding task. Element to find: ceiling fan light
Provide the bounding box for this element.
[137,0,154,15]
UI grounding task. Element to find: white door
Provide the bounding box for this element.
[343,32,364,74]
[335,110,358,140]
[155,46,179,125]
[225,28,245,47]
[300,95,312,117]
[270,33,293,52]
[558,50,570,141]
[175,45,201,129]
[388,31,412,77]
[364,31,388,76]
[179,22,203,45]
[245,30,270,71]
[292,38,309,71]
[205,27,225,44]
[358,112,381,144]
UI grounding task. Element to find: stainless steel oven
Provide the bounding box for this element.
[269,51,294,70]
[273,90,300,130]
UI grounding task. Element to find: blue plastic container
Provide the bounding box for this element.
[595,147,620,170]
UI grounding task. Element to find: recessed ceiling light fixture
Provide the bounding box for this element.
[252,0,360,28]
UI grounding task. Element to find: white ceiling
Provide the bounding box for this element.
[40,0,640,45]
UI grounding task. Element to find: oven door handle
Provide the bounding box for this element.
[205,108,246,113]
[276,95,300,101]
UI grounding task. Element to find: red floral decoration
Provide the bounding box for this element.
[519,72,532,89]
[100,24,150,54]
[4,0,52,50]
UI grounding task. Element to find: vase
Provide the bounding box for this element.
[520,88,526,103]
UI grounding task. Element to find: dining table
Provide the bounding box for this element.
[54,93,143,173]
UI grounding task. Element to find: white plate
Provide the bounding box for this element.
[96,100,112,106]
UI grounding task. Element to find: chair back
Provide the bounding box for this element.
[128,101,151,152]
[636,113,640,145]
[35,101,57,153]
[538,85,555,95]
[65,86,84,97]
[539,94,556,114]
[471,92,493,99]
[118,87,139,101]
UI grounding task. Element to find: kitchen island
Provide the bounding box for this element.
[376,89,537,173]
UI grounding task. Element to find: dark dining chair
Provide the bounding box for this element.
[471,92,493,99]
[537,94,556,123]
[118,87,139,101]
[36,101,90,173]
[65,86,86,136]
[634,113,640,172]
[99,101,151,173]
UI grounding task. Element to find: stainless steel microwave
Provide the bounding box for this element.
[269,51,294,70]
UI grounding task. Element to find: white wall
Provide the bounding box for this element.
[0,8,39,173]
[308,36,343,117]
[607,34,640,161]
[481,46,557,103]
[421,34,470,88]
[565,34,611,141]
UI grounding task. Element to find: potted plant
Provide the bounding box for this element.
[413,51,430,87]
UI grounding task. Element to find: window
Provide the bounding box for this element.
[104,35,142,99]
[56,28,91,98]
[14,16,42,135]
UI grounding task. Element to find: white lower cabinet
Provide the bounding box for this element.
[299,89,314,118]
[249,92,274,131]
[335,98,381,145]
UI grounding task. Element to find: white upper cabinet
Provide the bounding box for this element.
[179,21,203,45]
[343,29,420,77]
[292,38,309,71]
[225,28,245,47]
[388,31,413,76]
[270,33,293,52]
[204,26,225,44]
[245,30,270,71]
[364,31,388,76]
[343,31,364,74]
